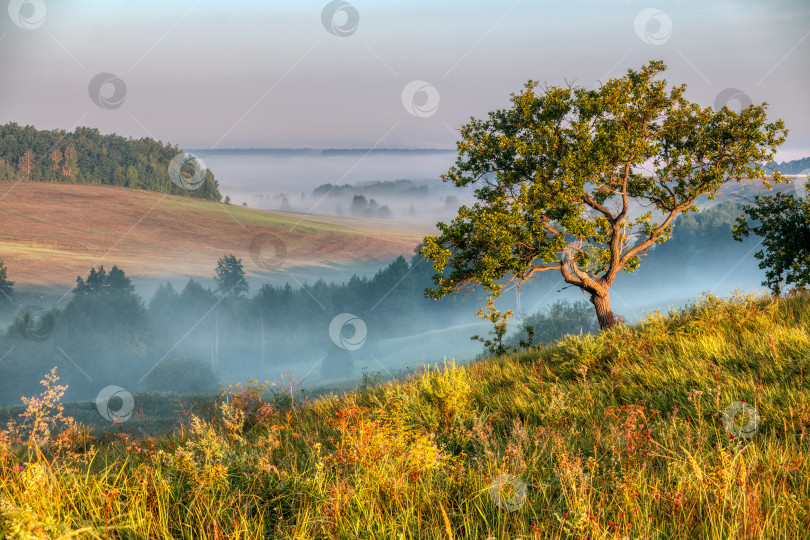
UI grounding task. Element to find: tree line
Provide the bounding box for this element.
[0,253,463,404]
[0,123,222,201]
[0,197,805,403]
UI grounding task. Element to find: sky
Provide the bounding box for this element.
[1,0,809,160]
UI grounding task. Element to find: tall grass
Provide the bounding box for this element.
[1,290,808,539]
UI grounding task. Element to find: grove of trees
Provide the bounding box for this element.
[0,123,222,201]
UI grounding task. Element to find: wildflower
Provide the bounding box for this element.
[563,513,568,518]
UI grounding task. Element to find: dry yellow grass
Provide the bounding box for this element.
[0,181,433,288]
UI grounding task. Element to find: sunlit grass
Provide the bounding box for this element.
[1,290,808,539]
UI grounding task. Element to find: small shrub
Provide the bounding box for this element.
[220,377,273,431]
[406,359,473,431]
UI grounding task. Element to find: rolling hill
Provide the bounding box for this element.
[0,181,433,290]
[0,171,805,291]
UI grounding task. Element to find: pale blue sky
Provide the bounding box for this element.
[2,0,809,159]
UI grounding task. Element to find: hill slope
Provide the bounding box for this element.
[0,181,432,289]
[0,290,808,538]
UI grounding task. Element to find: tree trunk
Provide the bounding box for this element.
[591,291,617,330]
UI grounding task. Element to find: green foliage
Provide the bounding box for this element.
[507,299,599,348]
[470,297,515,357]
[422,61,787,330]
[359,367,383,393]
[0,291,809,538]
[0,122,222,201]
[0,258,13,307]
[734,192,810,294]
[73,265,135,297]
[405,359,472,431]
[214,254,248,298]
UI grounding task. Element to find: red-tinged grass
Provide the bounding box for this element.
[0,289,808,539]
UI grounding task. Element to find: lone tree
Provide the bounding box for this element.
[0,258,13,306]
[215,254,248,298]
[733,189,810,295]
[421,61,786,330]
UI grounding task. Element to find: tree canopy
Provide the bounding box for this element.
[733,190,810,295]
[0,123,221,201]
[74,265,136,297]
[0,258,13,306]
[422,60,787,329]
[215,255,249,298]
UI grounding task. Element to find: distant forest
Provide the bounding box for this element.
[313,179,431,198]
[768,156,810,175]
[0,123,222,201]
[0,201,765,404]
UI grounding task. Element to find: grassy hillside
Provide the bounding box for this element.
[1,290,809,538]
[0,182,430,289]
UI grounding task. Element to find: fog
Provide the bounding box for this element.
[192,149,475,221]
[0,150,781,418]
[0,190,770,413]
